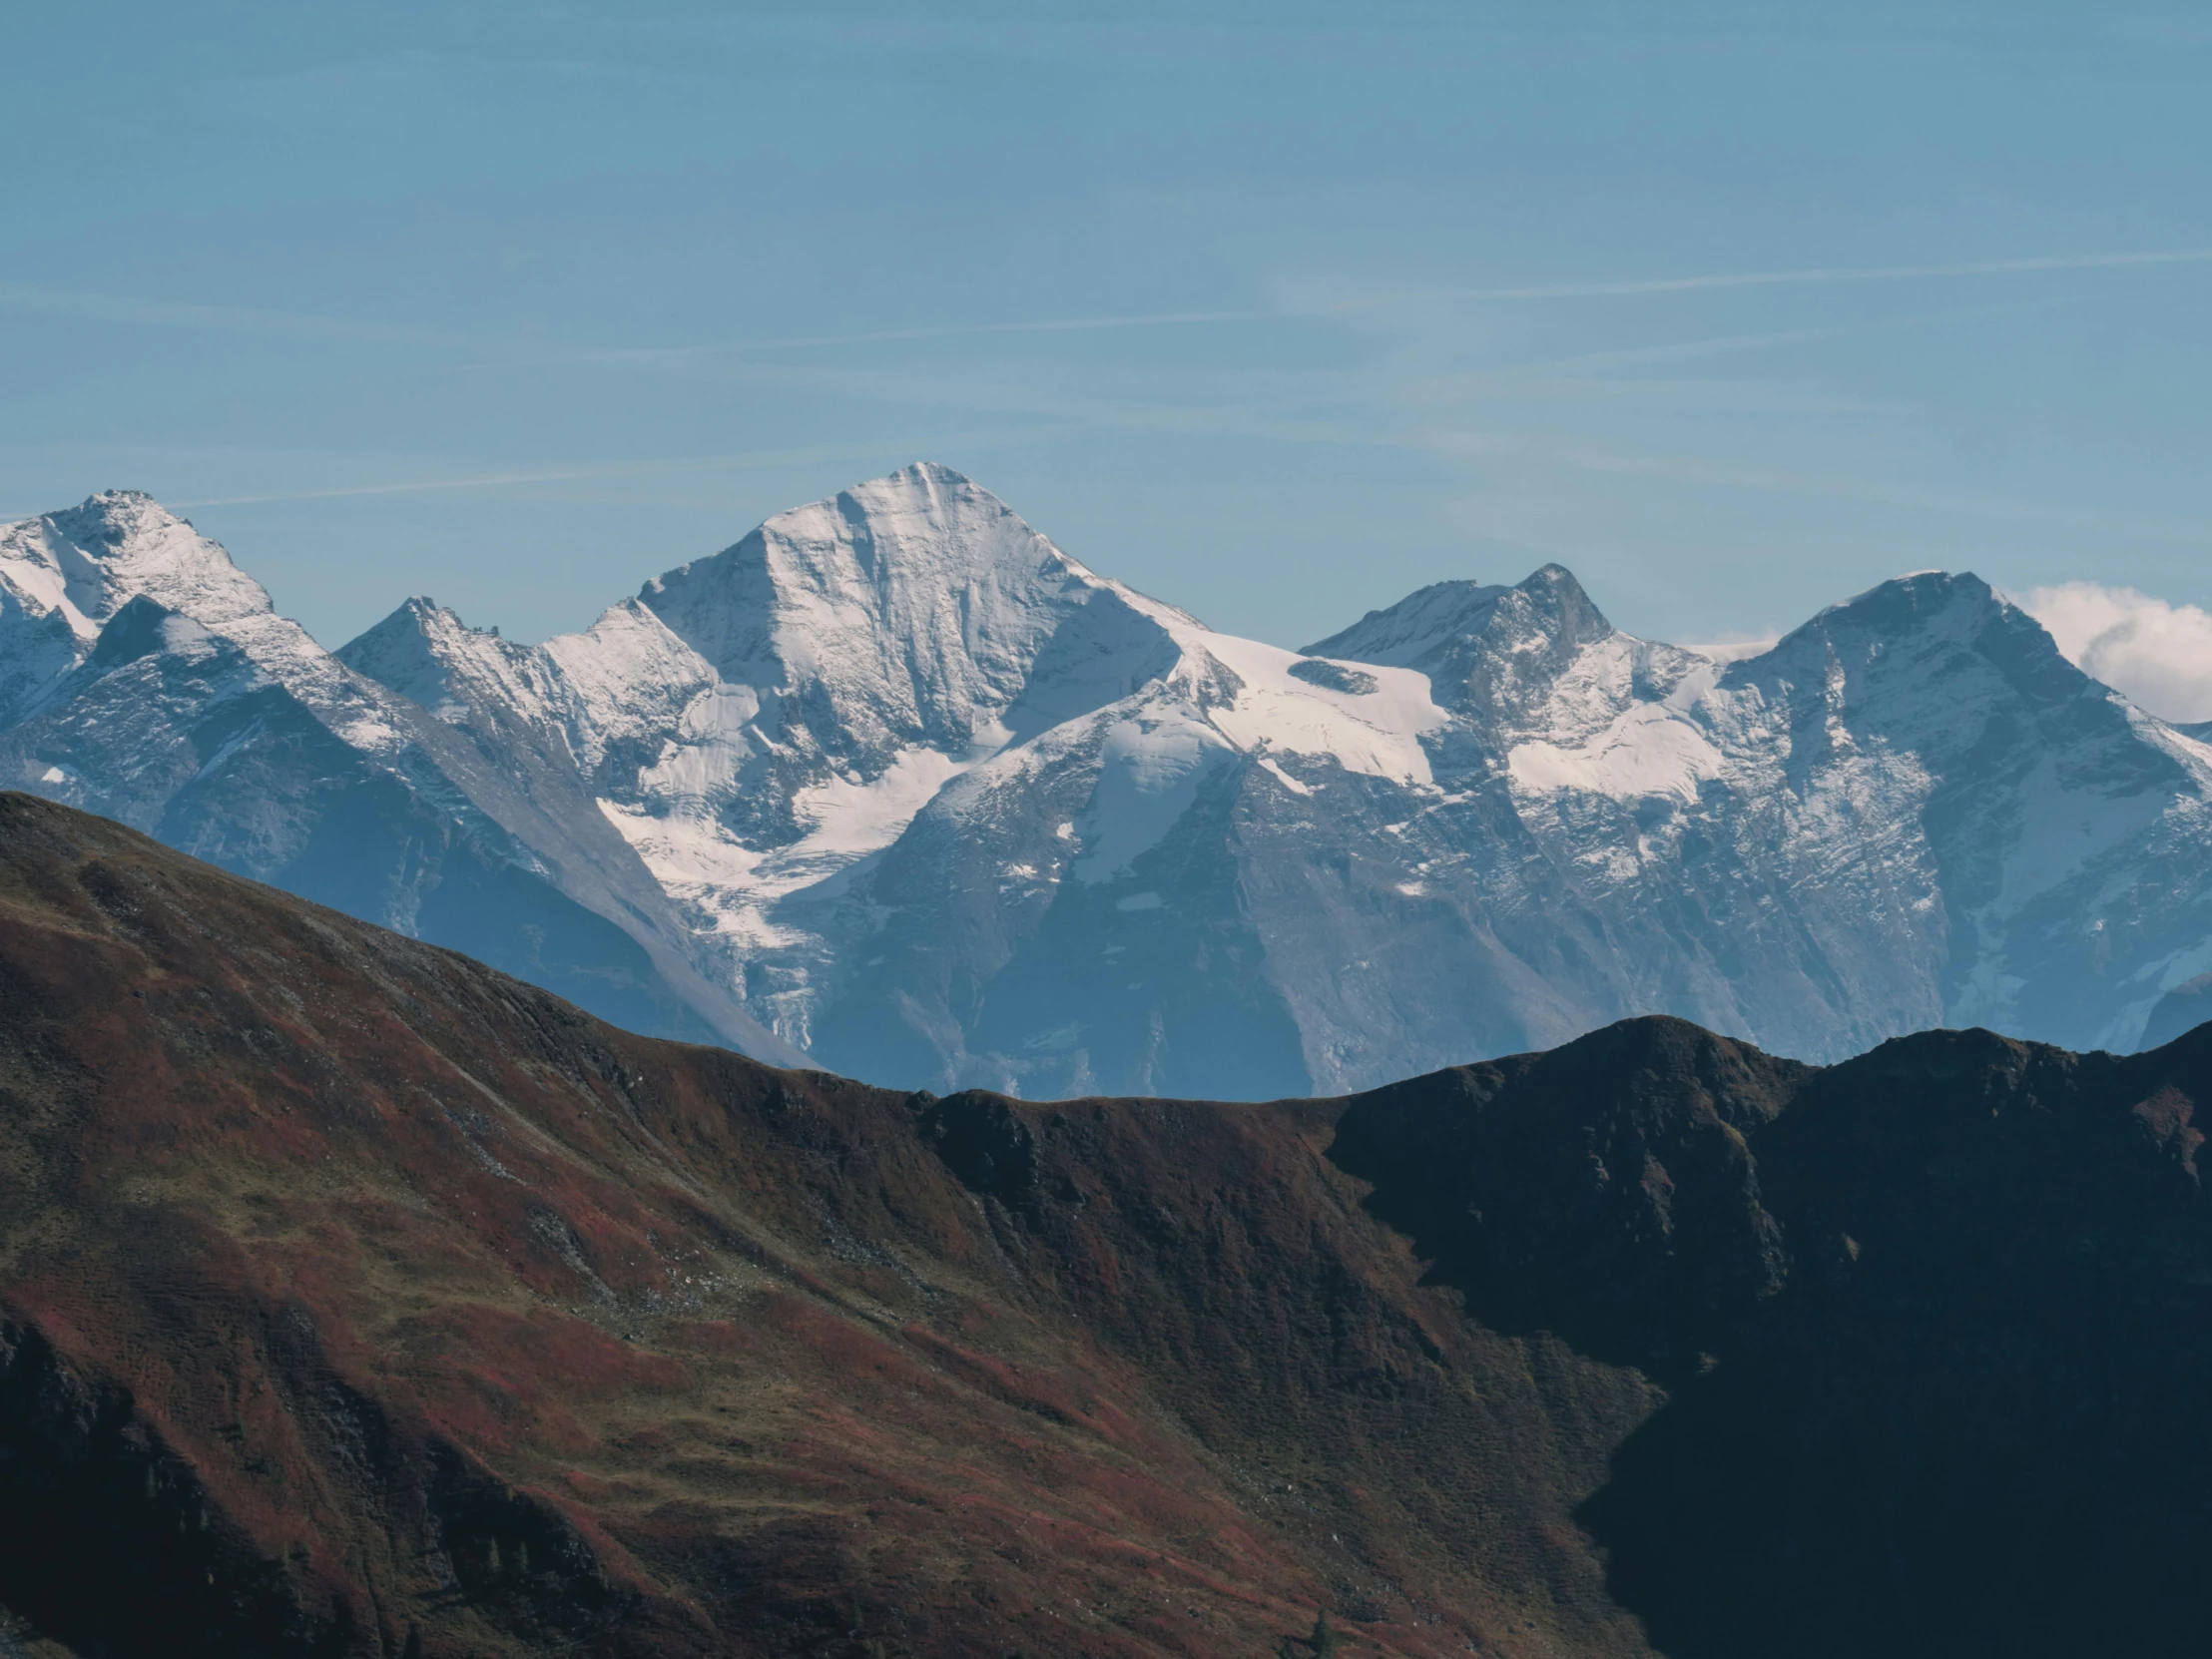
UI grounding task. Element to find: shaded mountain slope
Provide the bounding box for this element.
[1331,1016,2212,1657]
[1,794,2210,1657]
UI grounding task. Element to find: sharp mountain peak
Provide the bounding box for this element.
[2,488,275,640]
[1742,566,2098,708]
[1303,561,1612,661]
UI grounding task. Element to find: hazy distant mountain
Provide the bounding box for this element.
[5,466,2209,1091]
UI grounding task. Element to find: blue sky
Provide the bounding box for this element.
[6,1,2211,677]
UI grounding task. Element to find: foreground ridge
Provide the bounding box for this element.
[2,793,2210,1657]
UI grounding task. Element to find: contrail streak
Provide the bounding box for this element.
[617,249,2212,360]
[155,426,1087,511]
[4,247,2204,368]
[1433,247,2212,301]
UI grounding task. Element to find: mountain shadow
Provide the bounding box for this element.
[1329,1018,2212,1658]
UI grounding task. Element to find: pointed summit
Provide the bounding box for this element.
[1305,563,1613,720]
[334,597,500,721]
[339,590,718,780]
[636,462,1120,768]
[1746,570,2098,721]
[1,491,281,724]
[1,491,274,641]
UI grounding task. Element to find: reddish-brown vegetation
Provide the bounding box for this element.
[1,793,2209,1658]
[0,796,1656,1658]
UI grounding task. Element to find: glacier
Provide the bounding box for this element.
[5,464,2210,1097]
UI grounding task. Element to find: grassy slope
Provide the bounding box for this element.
[3,791,2209,1659]
[0,794,1658,1659]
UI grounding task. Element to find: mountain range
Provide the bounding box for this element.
[5,464,2210,1095]
[3,791,2210,1658]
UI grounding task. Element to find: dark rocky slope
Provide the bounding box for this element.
[0,792,2207,1657]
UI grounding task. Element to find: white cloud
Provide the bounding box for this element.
[2020,582,2212,724]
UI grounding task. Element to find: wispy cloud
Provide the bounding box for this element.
[581,247,2212,364]
[59,376,2199,566]
[1399,428,2212,547]
[154,426,1088,512]
[601,309,1273,360]
[7,246,2207,371]
[0,283,508,353]
[13,248,2208,588]
[1425,247,2212,302]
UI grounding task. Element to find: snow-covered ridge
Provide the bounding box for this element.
[9,464,2212,1095]
[392,463,1459,1030]
[0,490,412,753]
[0,487,806,1064]
[335,591,719,779]
[1301,576,1516,671]
[0,489,275,643]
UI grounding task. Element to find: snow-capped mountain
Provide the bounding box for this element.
[6,466,2210,1096]
[331,466,1456,1091]
[0,491,801,1063]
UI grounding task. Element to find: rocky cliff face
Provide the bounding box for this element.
[2,795,2210,1658]
[6,468,2211,1096]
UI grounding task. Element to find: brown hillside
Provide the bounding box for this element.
[0,793,2209,1657]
